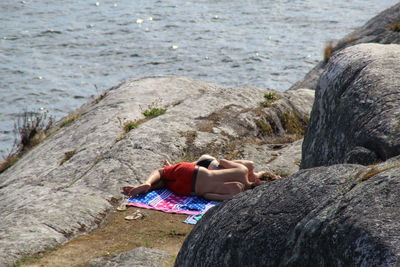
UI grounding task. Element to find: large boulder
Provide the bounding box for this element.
[0,76,313,266]
[176,43,400,266]
[301,43,400,169]
[176,156,400,266]
[289,2,400,90]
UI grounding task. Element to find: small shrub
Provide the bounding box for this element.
[0,110,54,174]
[16,111,53,149]
[264,92,277,100]
[388,22,400,32]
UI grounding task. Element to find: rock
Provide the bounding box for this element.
[344,146,379,165]
[0,76,313,266]
[239,88,314,177]
[177,42,400,266]
[289,3,400,90]
[281,157,400,266]
[176,157,400,266]
[240,139,303,178]
[287,61,325,92]
[301,43,400,169]
[89,247,172,267]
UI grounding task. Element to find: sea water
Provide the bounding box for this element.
[0,0,398,155]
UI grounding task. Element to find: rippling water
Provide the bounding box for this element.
[0,0,397,155]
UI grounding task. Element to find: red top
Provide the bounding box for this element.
[162,162,196,196]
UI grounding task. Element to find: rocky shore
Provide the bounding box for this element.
[1,3,400,267]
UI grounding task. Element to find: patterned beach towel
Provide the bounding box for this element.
[127,188,219,224]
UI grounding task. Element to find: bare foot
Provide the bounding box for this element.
[122,183,151,197]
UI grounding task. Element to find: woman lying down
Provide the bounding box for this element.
[122,154,281,201]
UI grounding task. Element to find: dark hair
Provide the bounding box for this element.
[196,158,213,168]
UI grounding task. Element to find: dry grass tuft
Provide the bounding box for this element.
[361,163,400,181]
[59,113,81,128]
[323,40,335,63]
[0,111,54,174]
[388,22,400,32]
[59,150,77,165]
[93,91,108,104]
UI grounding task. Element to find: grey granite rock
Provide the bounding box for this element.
[281,157,400,266]
[289,3,400,91]
[240,139,303,178]
[301,43,400,169]
[89,247,172,267]
[176,42,400,267]
[176,157,400,266]
[0,76,313,266]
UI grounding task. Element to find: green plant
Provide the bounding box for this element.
[143,107,166,117]
[264,92,277,100]
[123,121,139,132]
[261,92,280,107]
[116,117,142,142]
[141,100,167,118]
